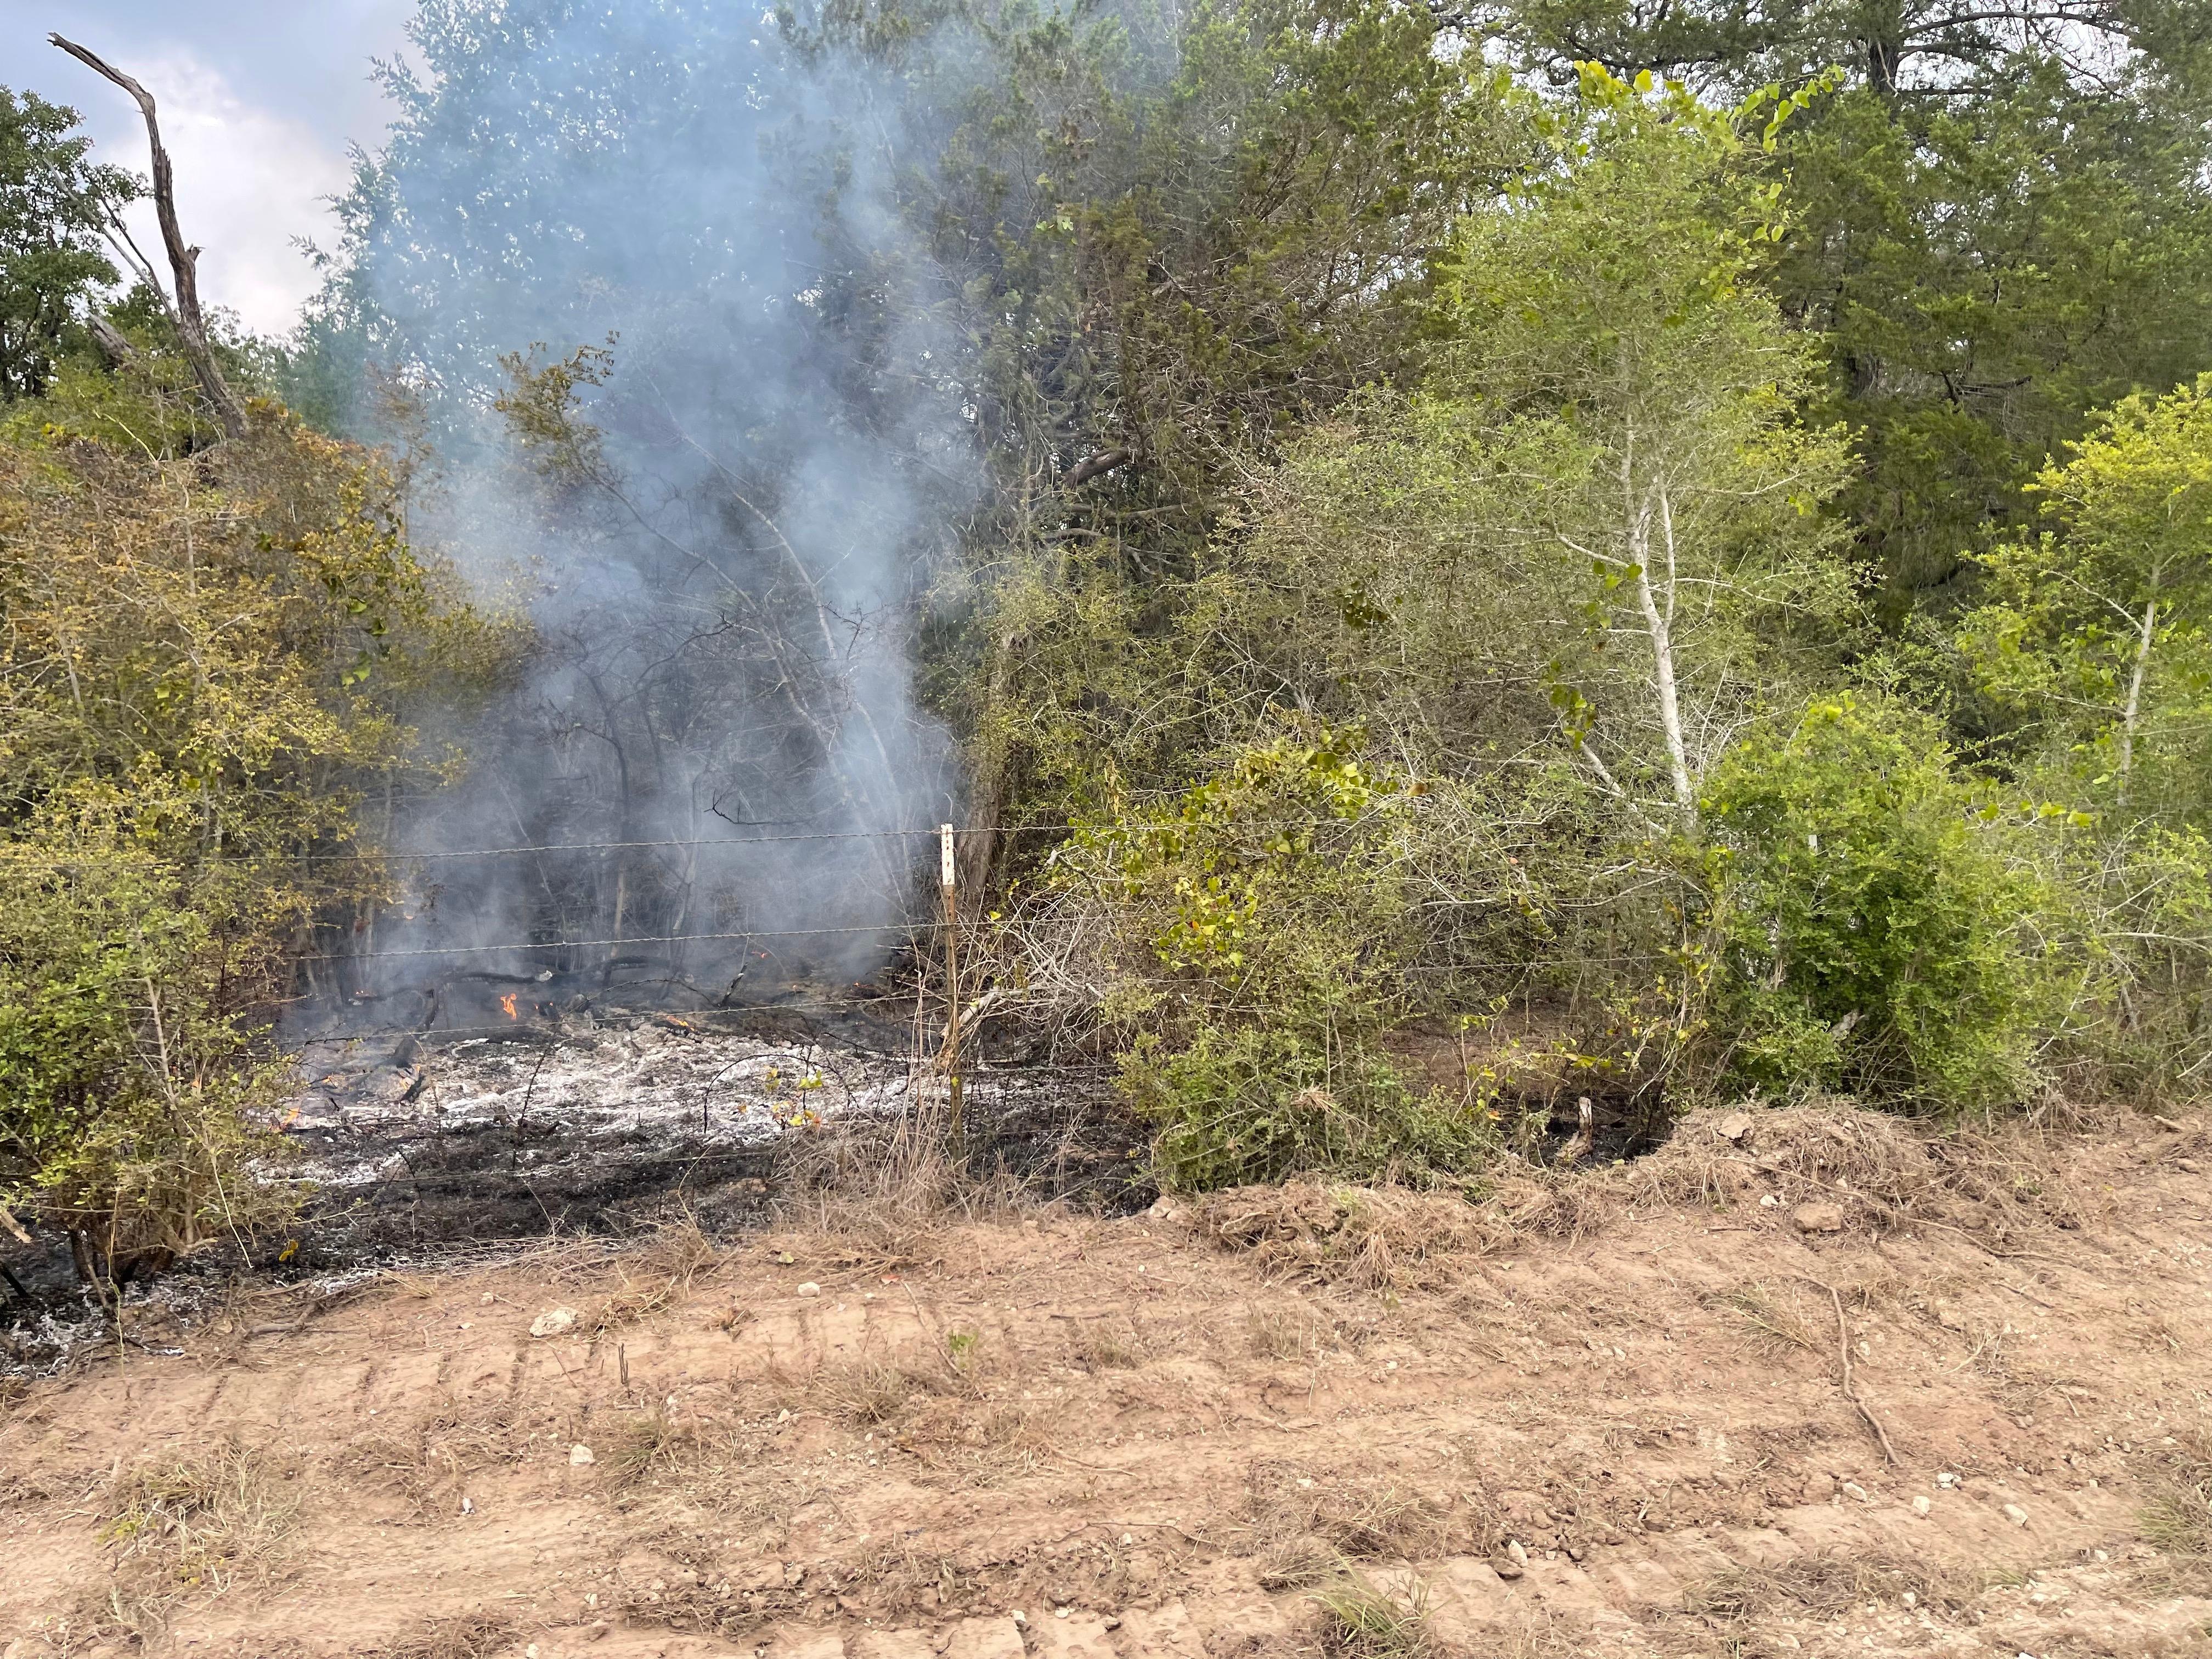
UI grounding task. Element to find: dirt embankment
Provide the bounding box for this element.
[3,1103,2211,1659]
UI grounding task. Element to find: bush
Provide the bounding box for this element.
[1036,725,1500,1187]
[1124,1024,1498,1190]
[0,377,511,1277]
[1699,699,2050,1115]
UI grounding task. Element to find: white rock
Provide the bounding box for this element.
[529,1306,577,1338]
[2004,1503,2030,1527]
[1506,1540,1530,1565]
[570,1443,595,1466]
[1912,1496,1931,1516]
[797,1281,823,1297]
[1936,1471,1960,1488]
[1841,1481,1870,1503]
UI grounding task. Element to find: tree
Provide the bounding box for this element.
[1470,0,2212,609]
[1959,375,2212,825]
[1426,67,1855,818]
[0,85,133,400]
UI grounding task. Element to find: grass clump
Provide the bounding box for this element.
[88,1439,297,1639]
[1311,1573,1435,1659]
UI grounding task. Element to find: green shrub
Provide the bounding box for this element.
[1699,698,2050,1115]
[1040,725,1500,1187]
[1122,1025,1496,1191]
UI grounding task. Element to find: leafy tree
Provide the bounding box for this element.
[1474,0,2212,607]
[0,86,134,400]
[1426,66,1857,817]
[1959,375,2212,825]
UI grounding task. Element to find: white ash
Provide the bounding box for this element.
[286,1016,921,1184]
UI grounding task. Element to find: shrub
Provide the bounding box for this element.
[1699,698,2050,1115]
[1125,1025,1497,1190]
[0,380,511,1278]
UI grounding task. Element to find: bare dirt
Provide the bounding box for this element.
[4,1101,2212,1659]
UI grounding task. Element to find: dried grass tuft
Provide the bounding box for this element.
[1240,1461,1456,1562]
[2140,1429,2212,1592]
[86,1438,298,1640]
[774,1105,1030,1269]
[1197,1181,1496,1290]
[349,1392,523,1518]
[1705,1280,1824,1356]
[1247,1302,1323,1361]
[370,1612,517,1659]
[1311,1572,1435,1659]
[1687,1551,1940,1626]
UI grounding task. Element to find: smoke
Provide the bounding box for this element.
[309,0,974,1015]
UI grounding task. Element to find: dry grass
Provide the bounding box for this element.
[591,1214,723,1333]
[1686,1551,1942,1626]
[1240,1462,1455,1563]
[349,1392,523,1519]
[1197,1181,1496,1290]
[814,1357,928,1424]
[1706,1280,1824,1356]
[2140,1429,2212,1592]
[85,1438,298,1640]
[773,1106,1032,1270]
[603,1405,704,1487]
[1248,1302,1323,1361]
[1310,1572,1435,1659]
[1070,1317,1143,1371]
[1627,1102,2087,1245]
[369,1612,517,1659]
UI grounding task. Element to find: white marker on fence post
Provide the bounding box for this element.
[940,823,963,1149]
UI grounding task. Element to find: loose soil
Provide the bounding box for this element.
[4,1101,2212,1658]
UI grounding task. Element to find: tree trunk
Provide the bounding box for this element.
[2118,595,2157,805]
[1630,473,1695,815]
[50,35,249,441]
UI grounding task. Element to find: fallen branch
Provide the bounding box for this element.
[1802,1275,1901,1465]
[1062,447,1132,489]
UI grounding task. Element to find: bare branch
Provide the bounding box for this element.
[51,34,248,441]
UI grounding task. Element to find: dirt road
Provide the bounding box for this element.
[4,1103,2210,1657]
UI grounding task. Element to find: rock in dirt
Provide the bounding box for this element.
[1717,1111,1754,1142]
[1491,1557,1524,1579]
[1792,1200,1846,1234]
[2004,1503,2030,1527]
[569,1443,595,1466]
[529,1306,578,1338]
[797,1281,823,1297]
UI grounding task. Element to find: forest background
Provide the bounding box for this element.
[4,0,2212,1283]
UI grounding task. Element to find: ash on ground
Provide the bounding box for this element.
[2,1007,1149,1375]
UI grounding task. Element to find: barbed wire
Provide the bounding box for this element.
[0,809,1494,870]
[300,923,929,964]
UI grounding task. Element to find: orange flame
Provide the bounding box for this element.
[499,992,518,1019]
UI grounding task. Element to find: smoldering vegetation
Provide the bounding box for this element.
[298,1,984,1012]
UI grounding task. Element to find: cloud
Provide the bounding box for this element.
[84,50,352,337]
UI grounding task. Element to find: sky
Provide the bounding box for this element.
[0,1,416,336]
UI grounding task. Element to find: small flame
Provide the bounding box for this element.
[499,992,518,1019]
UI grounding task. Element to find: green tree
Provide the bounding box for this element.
[0,86,135,400]
[1475,0,2212,608]
[1424,66,1857,818]
[1959,376,2212,825]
